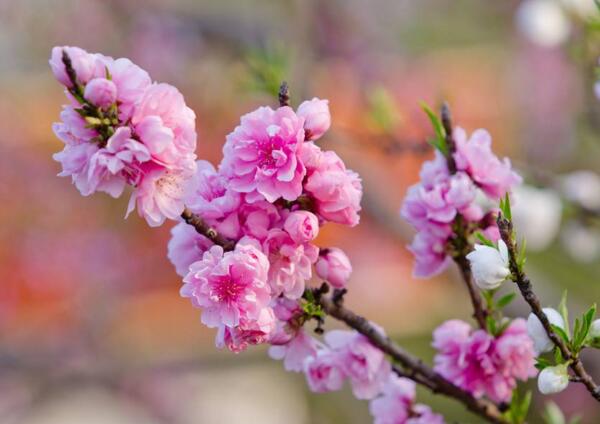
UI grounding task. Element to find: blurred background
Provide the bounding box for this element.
[2,0,600,422]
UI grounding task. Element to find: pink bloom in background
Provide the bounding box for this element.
[263,229,319,299]
[315,247,352,288]
[297,97,331,141]
[304,149,362,226]
[304,349,346,392]
[269,329,319,372]
[127,165,195,227]
[325,330,391,399]
[407,230,450,278]
[181,241,271,328]
[222,106,306,203]
[283,210,320,244]
[167,222,213,277]
[453,127,521,200]
[84,77,117,108]
[432,319,535,403]
[215,307,276,353]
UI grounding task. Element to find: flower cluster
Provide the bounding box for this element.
[432,319,536,403]
[369,374,445,424]
[50,46,197,227]
[401,127,521,278]
[167,97,359,354]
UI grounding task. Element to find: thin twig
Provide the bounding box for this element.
[278,81,290,107]
[316,294,508,424]
[181,207,236,251]
[497,214,600,402]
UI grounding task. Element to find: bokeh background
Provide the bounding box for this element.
[2,0,600,422]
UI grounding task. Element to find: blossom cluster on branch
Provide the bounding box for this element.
[49,45,600,424]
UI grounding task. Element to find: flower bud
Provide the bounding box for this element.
[588,319,600,347]
[49,46,98,87]
[84,77,117,108]
[527,308,565,354]
[316,248,352,288]
[284,211,319,243]
[538,364,569,395]
[466,240,510,290]
[297,98,331,141]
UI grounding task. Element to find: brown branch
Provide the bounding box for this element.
[497,214,600,402]
[440,103,488,329]
[278,81,290,107]
[316,294,509,424]
[181,207,236,251]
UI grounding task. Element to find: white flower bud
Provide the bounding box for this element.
[527,308,565,354]
[516,0,570,48]
[466,240,510,290]
[538,364,569,395]
[589,319,600,340]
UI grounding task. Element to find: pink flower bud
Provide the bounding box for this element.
[316,248,352,288]
[49,46,99,88]
[283,211,319,243]
[297,98,331,141]
[84,78,118,108]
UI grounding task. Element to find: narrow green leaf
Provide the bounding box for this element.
[517,237,527,270]
[500,193,512,221]
[558,290,570,338]
[551,324,570,345]
[518,391,532,421]
[496,293,517,309]
[475,231,495,247]
[420,102,448,156]
[486,315,497,335]
[542,401,566,424]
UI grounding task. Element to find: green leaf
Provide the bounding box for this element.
[517,237,527,270]
[420,102,448,156]
[558,290,571,338]
[475,231,495,247]
[551,324,570,345]
[486,315,497,335]
[542,402,566,424]
[535,357,552,370]
[499,193,512,221]
[496,293,517,309]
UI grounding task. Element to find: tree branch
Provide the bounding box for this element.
[181,207,236,251]
[315,294,509,423]
[497,214,600,402]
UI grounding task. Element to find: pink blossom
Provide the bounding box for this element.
[269,298,304,345]
[107,57,151,121]
[215,307,276,353]
[297,97,331,141]
[304,149,362,226]
[315,247,352,288]
[453,127,522,200]
[494,319,537,382]
[222,106,306,202]
[127,165,195,227]
[132,83,197,170]
[325,330,391,400]
[183,160,242,239]
[419,151,450,189]
[369,374,416,424]
[87,127,151,197]
[84,77,117,108]
[263,229,319,299]
[407,405,445,424]
[269,329,319,372]
[283,210,319,243]
[432,319,535,403]
[181,240,271,328]
[407,230,451,278]
[167,222,213,277]
[304,349,346,393]
[53,128,99,197]
[49,46,104,87]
